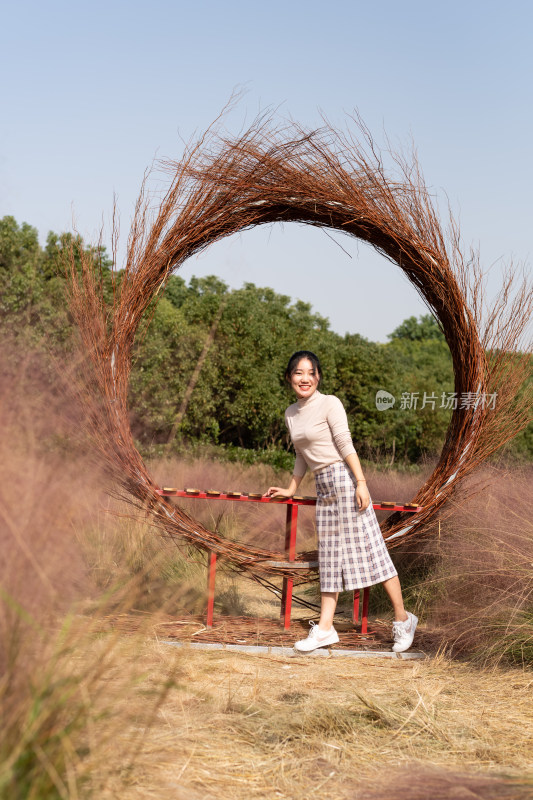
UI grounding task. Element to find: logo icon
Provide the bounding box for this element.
[375,390,395,411]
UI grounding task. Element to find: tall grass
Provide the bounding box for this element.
[420,465,533,665]
[0,344,182,798]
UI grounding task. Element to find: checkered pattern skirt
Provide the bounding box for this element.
[314,461,398,592]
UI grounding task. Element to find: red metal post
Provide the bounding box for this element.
[361,586,370,634]
[353,589,360,624]
[206,550,217,628]
[280,503,299,629]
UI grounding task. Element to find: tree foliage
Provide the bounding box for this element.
[388,314,445,342]
[1,216,529,465]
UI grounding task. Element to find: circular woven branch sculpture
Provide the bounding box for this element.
[68,116,532,582]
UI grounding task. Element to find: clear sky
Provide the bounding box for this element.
[1,0,531,341]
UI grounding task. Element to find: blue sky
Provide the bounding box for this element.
[1,0,531,341]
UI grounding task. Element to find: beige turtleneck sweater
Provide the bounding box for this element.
[285,391,356,477]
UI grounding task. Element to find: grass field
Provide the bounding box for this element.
[69,638,533,798]
[4,624,531,799]
[1,364,532,797]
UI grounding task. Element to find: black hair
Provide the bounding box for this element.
[284,350,322,384]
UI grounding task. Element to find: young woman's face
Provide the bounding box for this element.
[290,358,320,400]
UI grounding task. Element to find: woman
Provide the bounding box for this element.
[264,351,417,653]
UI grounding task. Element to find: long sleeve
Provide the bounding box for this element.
[285,408,308,477]
[293,447,308,478]
[326,396,356,460]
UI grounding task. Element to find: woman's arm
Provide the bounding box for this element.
[264,472,304,499]
[325,397,370,511]
[344,452,370,511]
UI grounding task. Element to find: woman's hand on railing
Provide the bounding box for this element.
[263,486,294,499]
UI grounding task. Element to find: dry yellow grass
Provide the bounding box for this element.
[93,637,532,799]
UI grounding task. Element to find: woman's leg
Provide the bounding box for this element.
[382,576,408,622]
[294,589,340,650]
[318,591,339,630]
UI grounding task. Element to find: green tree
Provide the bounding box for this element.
[1,217,529,465]
[388,313,445,342]
[0,216,113,345]
[382,335,454,460]
[129,289,223,444]
[0,216,43,317]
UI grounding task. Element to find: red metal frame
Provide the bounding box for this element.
[361,585,370,635]
[156,489,419,515]
[279,504,299,628]
[206,550,217,628]
[353,589,360,624]
[157,488,421,631]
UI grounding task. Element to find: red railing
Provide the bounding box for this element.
[156,489,422,632]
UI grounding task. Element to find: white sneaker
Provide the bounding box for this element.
[392,612,418,653]
[294,622,340,652]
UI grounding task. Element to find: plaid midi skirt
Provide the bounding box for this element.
[314,461,398,592]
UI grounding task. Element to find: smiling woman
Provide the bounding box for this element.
[265,350,418,652]
[66,112,532,581]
